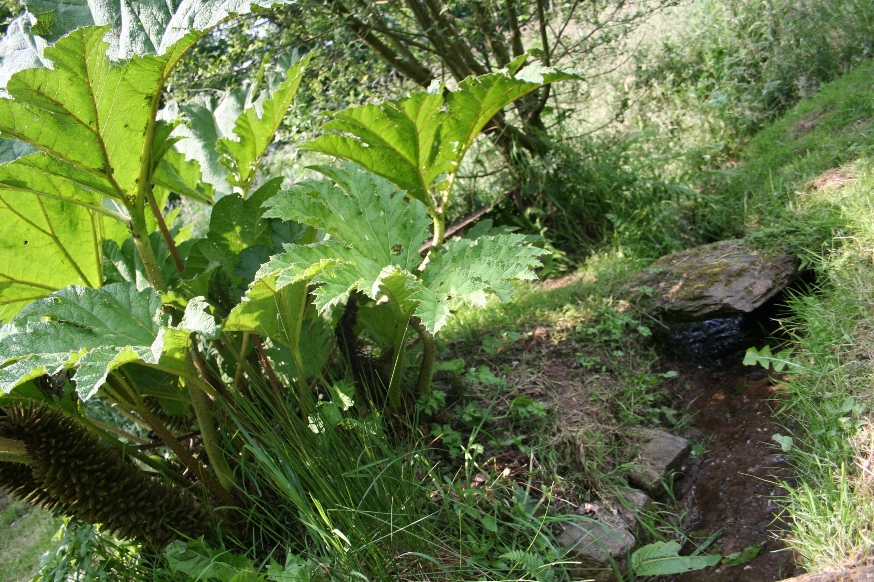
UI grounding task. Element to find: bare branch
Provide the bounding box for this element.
[332,0,435,85]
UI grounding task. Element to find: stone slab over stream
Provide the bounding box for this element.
[631,239,800,321]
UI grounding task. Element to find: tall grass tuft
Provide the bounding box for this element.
[226,376,435,577]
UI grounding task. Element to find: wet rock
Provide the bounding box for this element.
[559,518,635,581]
[660,315,760,362]
[628,429,692,489]
[781,566,874,581]
[631,239,799,322]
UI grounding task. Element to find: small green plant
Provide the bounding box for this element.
[743,345,798,372]
[628,540,720,578]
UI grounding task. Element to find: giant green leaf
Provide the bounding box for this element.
[0,26,189,199]
[412,233,547,333]
[200,178,283,271]
[0,15,52,89]
[303,61,583,211]
[153,148,215,204]
[235,165,546,338]
[1,0,296,77]
[170,52,311,198]
[163,92,244,198]
[264,165,431,273]
[0,26,204,320]
[0,190,128,323]
[218,51,313,194]
[255,165,431,311]
[0,284,218,399]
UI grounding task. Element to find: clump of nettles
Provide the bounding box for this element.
[0,404,210,547]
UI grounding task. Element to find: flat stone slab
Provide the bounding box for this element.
[628,429,692,489]
[559,518,635,581]
[630,239,799,321]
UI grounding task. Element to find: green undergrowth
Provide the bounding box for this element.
[731,61,874,572]
[760,169,874,571]
[433,248,704,564]
[0,496,60,581]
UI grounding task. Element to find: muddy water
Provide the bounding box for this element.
[664,359,805,581]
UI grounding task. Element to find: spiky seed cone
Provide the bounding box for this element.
[0,462,64,511]
[1,404,212,548]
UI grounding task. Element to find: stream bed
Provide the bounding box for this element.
[666,358,805,581]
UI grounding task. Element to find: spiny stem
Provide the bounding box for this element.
[0,437,29,459]
[431,210,446,248]
[0,451,32,464]
[233,332,251,390]
[128,201,167,292]
[253,335,283,398]
[191,343,231,401]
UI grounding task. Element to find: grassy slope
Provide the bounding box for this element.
[731,60,874,571]
[0,496,59,581]
[442,59,874,576]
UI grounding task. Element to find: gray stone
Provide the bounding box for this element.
[616,488,651,531]
[628,429,692,489]
[620,488,651,511]
[630,239,799,321]
[559,518,635,582]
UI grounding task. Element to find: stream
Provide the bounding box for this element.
[657,306,805,580]
[668,359,803,581]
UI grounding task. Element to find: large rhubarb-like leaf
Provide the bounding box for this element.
[0,284,218,400]
[0,190,129,323]
[199,179,282,272]
[0,27,191,200]
[303,60,582,212]
[0,15,51,90]
[0,0,295,75]
[412,233,547,333]
[256,165,431,310]
[218,51,312,194]
[0,27,199,319]
[234,165,546,338]
[170,52,311,197]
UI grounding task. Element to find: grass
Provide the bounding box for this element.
[0,496,60,581]
[724,61,874,571]
[7,0,874,579]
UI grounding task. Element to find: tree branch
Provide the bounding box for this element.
[421,0,488,77]
[403,0,470,80]
[473,0,511,68]
[331,0,435,85]
[505,0,525,58]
